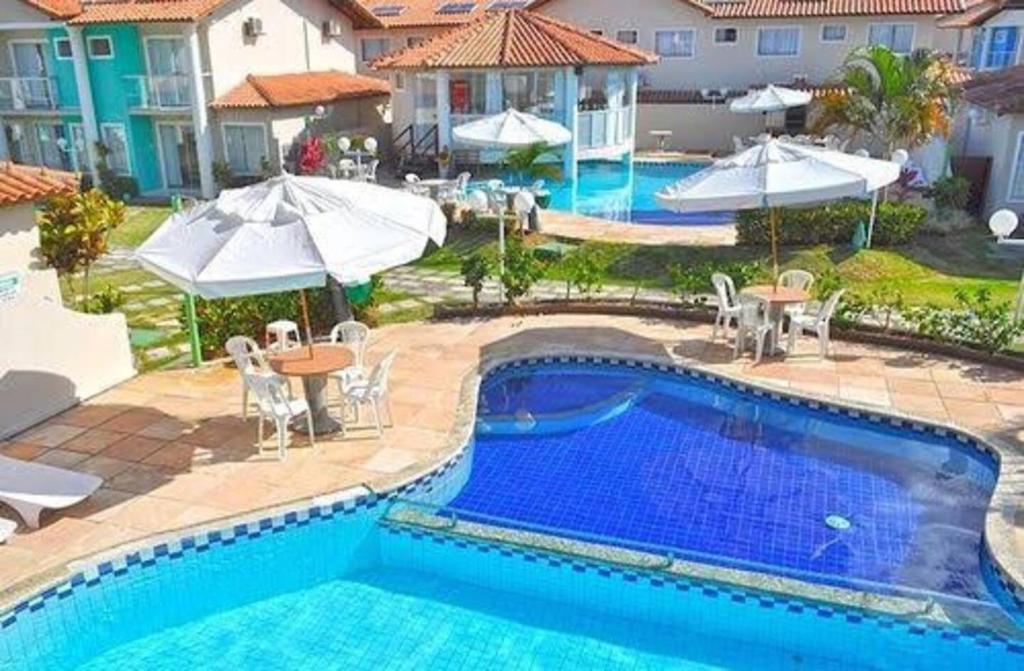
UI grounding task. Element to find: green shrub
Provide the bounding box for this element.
[460,251,493,308]
[562,247,606,299]
[736,200,926,247]
[928,175,971,211]
[500,238,544,305]
[82,284,125,314]
[904,287,1024,354]
[669,260,759,306]
[185,287,336,359]
[349,276,382,327]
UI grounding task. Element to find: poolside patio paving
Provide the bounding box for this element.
[2,314,1023,607]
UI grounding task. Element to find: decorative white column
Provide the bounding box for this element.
[627,68,639,156]
[485,72,502,114]
[185,24,215,199]
[435,71,451,154]
[562,66,579,185]
[66,26,100,180]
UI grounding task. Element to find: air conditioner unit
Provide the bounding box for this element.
[243,17,264,38]
[322,20,344,37]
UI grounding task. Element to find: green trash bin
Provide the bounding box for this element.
[344,281,374,306]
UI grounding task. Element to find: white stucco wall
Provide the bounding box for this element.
[536,0,957,90]
[0,2,53,24]
[204,0,359,98]
[0,202,135,439]
[636,102,768,152]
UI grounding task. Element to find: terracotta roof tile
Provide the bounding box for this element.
[211,70,390,109]
[529,0,964,19]
[372,10,657,69]
[20,0,82,19]
[0,162,78,209]
[962,64,1024,114]
[707,0,965,19]
[67,0,380,25]
[360,0,493,28]
[938,0,1022,27]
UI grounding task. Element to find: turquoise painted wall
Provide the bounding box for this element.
[45,28,79,109]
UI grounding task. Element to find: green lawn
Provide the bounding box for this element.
[419,226,1020,308]
[107,205,173,248]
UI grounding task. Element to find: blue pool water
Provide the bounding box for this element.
[2,359,1021,670]
[545,161,733,225]
[464,362,998,601]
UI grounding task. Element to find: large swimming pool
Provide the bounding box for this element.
[545,161,733,226]
[2,357,1021,670]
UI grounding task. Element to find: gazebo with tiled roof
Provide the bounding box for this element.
[372,10,657,181]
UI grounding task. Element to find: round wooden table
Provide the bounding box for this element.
[268,344,353,435]
[740,284,810,355]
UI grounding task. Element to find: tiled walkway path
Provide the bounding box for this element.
[1,315,1022,606]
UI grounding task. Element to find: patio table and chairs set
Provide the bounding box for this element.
[712,269,845,364]
[330,136,380,183]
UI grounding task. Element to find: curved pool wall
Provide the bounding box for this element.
[2,354,1023,669]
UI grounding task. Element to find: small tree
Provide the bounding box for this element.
[297,136,327,175]
[501,238,544,306]
[562,247,605,300]
[38,188,125,305]
[504,142,561,185]
[461,251,493,309]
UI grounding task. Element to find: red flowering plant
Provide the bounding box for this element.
[297,136,327,175]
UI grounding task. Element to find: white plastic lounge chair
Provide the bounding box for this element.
[0,518,16,543]
[337,350,397,437]
[734,296,773,363]
[711,272,742,341]
[777,269,815,319]
[0,455,102,528]
[244,372,314,459]
[787,289,846,358]
[328,321,370,391]
[226,336,292,419]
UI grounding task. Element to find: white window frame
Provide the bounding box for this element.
[756,26,801,58]
[52,37,72,60]
[221,121,269,177]
[713,27,738,45]
[654,28,697,59]
[1007,131,1024,203]
[820,24,847,43]
[99,122,132,175]
[360,37,390,63]
[867,23,915,55]
[616,29,639,45]
[86,35,115,60]
[8,39,49,75]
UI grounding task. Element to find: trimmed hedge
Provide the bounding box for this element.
[736,199,926,247]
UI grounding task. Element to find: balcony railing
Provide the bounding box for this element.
[577,106,632,150]
[0,77,60,111]
[124,74,192,111]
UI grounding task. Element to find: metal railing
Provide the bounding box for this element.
[577,106,632,150]
[0,76,59,111]
[124,74,192,110]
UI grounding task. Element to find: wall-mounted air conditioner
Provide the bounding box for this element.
[322,20,344,37]
[243,17,264,38]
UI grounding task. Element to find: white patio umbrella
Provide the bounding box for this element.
[452,108,572,149]
[656,138,900,278]
[137,173,446,354]
[729,85,813,114]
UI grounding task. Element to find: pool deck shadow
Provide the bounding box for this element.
[2,314,1024,612]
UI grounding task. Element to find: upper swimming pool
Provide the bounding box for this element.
[455,360,1000,602]
[545,161,733,226]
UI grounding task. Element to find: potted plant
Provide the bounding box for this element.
[437,145,451,178]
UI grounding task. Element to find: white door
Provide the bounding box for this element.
[10,42,51,108]
[158,123,200,190]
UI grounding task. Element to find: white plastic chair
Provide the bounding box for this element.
[486,179,506,212]
[226,335,292,419]
[244,372,314,459]
[711,272,742,341]
[328,320,370,392]
[529,179,546,193]
[787,289,846,358]
[360,159,379,183]
[404,173,428,196]
[734,296,773,363]
[778,269,815,319]
[732,136,746,153]
[337,350,397,437]
[265,320,300,352]
[338,158,356,178]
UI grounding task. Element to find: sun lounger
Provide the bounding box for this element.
[0,455,102,528]
[0,518,15,543]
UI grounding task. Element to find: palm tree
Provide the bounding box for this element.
[504,142,562,186]
[811,45,959,153]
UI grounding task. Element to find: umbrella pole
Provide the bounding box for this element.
[769,207,780,284]
[866,190,879,249]
[184,294,202,368]
[299,289,315,359]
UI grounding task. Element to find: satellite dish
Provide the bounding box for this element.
[989,209,1019,239]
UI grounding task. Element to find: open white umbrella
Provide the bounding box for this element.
[137,173,446,353]
[656,138,900,277]
[452,108,572,149]
[729,85,813,114]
